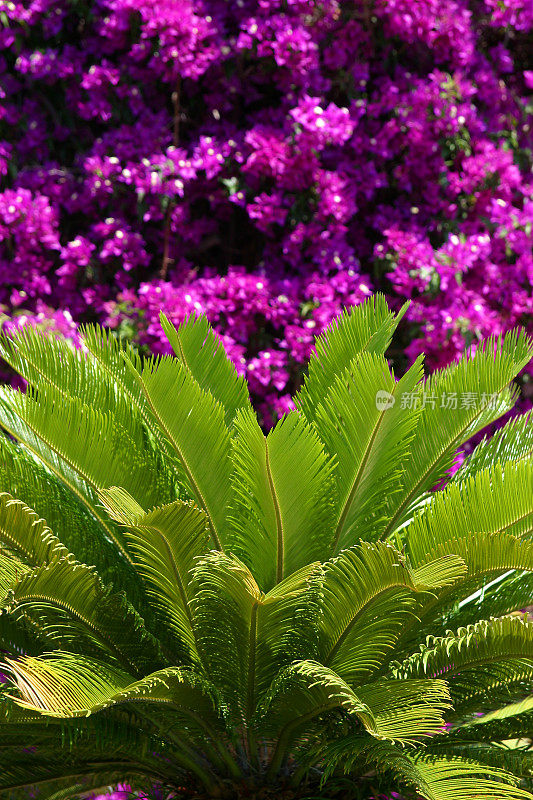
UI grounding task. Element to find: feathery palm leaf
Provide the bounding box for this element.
[452,412,533,484]
[159,312,252,425]
[381,329,533,536]
[312,353,424,552]
[0,295,531,799]
[295,295,409,421]
[319,541,466,684]
[131,355,232,548]
[229,408,335,588]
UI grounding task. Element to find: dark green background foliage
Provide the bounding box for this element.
[0,296,532,799]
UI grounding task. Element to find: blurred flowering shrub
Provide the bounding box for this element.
[0,0,531,421]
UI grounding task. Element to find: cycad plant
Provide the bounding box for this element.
[0,296,532,800]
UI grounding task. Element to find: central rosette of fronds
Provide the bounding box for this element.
[0,296,532,799]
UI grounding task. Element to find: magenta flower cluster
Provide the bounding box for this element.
[0,0,531,423]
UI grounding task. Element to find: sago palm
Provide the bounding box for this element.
[0,295,532,800]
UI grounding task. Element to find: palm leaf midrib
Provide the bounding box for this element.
[333,375,403,553]
[136,374,223,550]
[245,600,260,723]
[264,438,284,583]
[495,510,533,535]
[325,582,414,668]
[382,389,510,538]
[135,521,195,629]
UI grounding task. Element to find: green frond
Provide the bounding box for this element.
[190,552,323,719]
[382,328,533,536]
[0,491,67,565]
[452,412,533,484]
[396,462,533,639]
[260,660,378,752]
[132,355,232,549]
[406,462,533,567]
[0,695,225,794]
[229,408,335,588]
[3,652,223,728]
[160,311,251,425]
[262,661,449,778]
[0,550,31,601]
[2,557,164,675]
[0,383,176,518]
[80,322,145,386]
[0,437,141,597]
[411,555,470,590]
[403,532,533,646]
[0,324,177,478]
[0,325,101,404]
[355,678,451,743]
[411,756,533,800]
[319,541,465,684]
[428,741,533,780]
[323,740,533,800]
[295,294,409,422]
[451,695,533,742]
[100,486,211,663]
[313,352,424,551]
[395,615,533,712]
[3,652,132,715]
[80,323,179,466]
[0,392,127,561]
[447,569,533,633]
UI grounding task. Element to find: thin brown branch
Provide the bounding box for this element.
[160,75,182,279]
